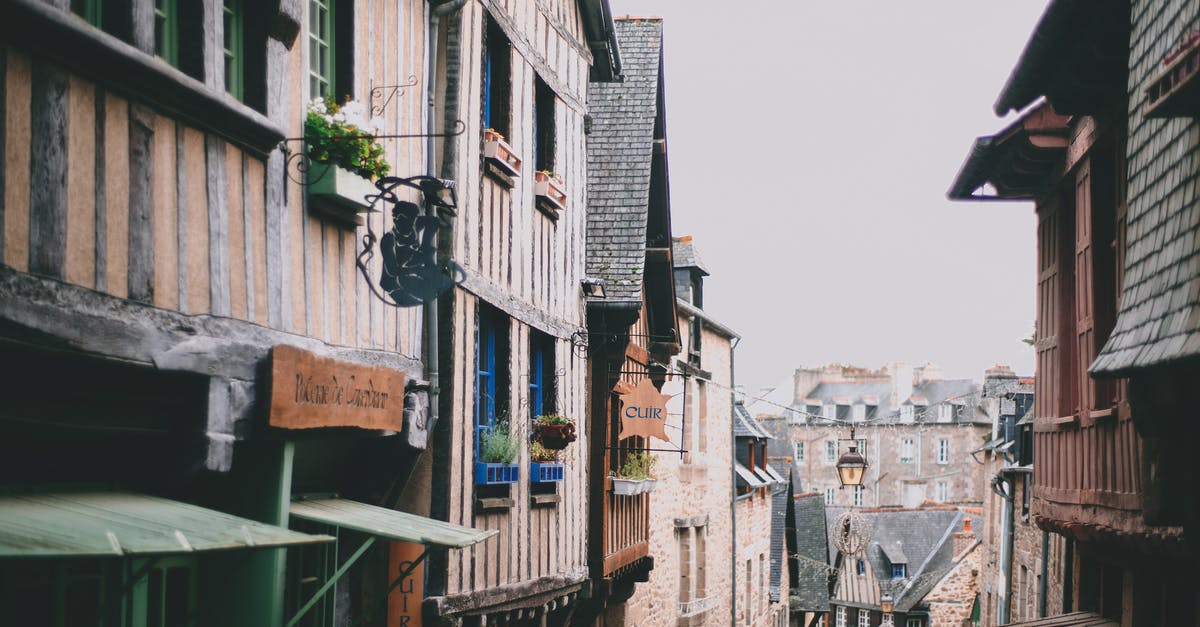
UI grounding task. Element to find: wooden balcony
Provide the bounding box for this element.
[1032,406,1146,536]
[601,477,650,576]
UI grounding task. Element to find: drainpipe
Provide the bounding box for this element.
[1039,530,1049,618]
[730,340,738,626]
[995,474,1014,625]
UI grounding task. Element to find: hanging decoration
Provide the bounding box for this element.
[833,509,874,556]
[615,379,671,442]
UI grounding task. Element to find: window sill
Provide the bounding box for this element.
[530,493,560,508]
[4,0,284,155]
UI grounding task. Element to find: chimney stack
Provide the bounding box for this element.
[953,517,975,557]
[889,362,913,411]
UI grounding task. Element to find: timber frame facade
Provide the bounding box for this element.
[950,0,1200,623]
[0,0,622,626]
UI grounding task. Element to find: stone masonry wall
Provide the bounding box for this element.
[625,321,735,626]
[788,422,990,509]
[925,539,981,627]
[735,489,776,627]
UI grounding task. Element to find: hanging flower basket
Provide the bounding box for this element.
[610,477,657,496]
[533,417,577,450]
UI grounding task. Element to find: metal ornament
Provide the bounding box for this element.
[357,176,464,308]
[834,509,873,556]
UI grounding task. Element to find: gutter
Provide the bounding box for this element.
[675,298,739,340]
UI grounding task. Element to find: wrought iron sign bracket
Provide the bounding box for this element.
[370,75,420,117]
[277,120,467,186]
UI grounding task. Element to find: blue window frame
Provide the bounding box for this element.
[892,563,906,578]
[529,332,555,418]
[856,560,865,576]
[476,307,509,460]
[483,18,511,136]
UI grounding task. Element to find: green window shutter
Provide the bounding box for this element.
[154,0,179,66]
[70,0,103,27]
[223,0,244,100]
[308,0,335,98]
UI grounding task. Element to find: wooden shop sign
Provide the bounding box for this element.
[268,345,405,430]
[616,378,671,442]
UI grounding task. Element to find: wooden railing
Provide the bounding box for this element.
[602,477,650,576]
[1033,410,1143,512]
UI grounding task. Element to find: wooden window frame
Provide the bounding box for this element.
[153,0,178,66]
[475,307,510,460]
[71,0,103,26]
[529,331,555,418]
[533,77,556,173]
[794,441,804,462]
[308,0,334,98]
[483,17,512,137]
[223,0,244,100]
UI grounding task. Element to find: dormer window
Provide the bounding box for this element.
[892,563,906,578]
[852,404,865,421]
[900,405,914,422]
[866,404,878,420]
[937,404,952,423]
[836,404,850,422]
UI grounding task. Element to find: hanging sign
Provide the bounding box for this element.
[616,378,671,442]
[268,345,406,430]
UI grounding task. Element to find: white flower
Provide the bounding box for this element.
[308,98,327,114]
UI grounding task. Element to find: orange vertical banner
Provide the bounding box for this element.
[388,541,424,627]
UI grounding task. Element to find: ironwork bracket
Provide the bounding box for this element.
[370,75,419,117]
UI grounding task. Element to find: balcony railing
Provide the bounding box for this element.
[602,477,650,576]
[678,595,717,617]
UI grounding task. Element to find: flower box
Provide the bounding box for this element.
[610,477,657,496]
[530,462,564,483]
[534,172,567,215]
[482,130,522,177]
[307,164,379,225]
[533,420,577,450]
[475,461,520,485]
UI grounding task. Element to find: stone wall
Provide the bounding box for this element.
[788,422,990,508]
[925,538,981,627]
[734,488,779,627]
[624,320,736,626]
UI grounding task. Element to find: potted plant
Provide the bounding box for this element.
[475,422,520,485]
[610,451,658,495]
[533,170,567,215]
[482,128,522,177]
[304,98,391,222]
[532,414,577,450]
[529,441,564,483]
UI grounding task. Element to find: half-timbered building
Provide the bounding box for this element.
[949,0,1200,623]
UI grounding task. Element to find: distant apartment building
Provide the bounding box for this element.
[774,364,990,509]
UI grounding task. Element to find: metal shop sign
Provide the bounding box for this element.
[268,345,405,430]
[616,378,670,442]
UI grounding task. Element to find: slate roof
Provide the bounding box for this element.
[826,508,978,612]
[672,236,708,275]
[791,493,831,612]
[768,471,791,602]
[799,379,985,425]
[734,401,770,439]
[585,18,663,303]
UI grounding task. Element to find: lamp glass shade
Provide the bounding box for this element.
[880,593,895,613]
[836,445,868,487]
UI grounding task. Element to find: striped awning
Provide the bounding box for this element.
[0,492,332,558]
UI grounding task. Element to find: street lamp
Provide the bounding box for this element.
[836,426,868,488]
[880,591,895,613]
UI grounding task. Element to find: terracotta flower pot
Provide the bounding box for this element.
[534,421,577,450]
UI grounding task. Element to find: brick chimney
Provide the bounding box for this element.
[953,517,975,557]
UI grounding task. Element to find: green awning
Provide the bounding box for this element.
[289,498,496,548]
[0,492,333,558]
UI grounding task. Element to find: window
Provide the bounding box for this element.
[852,485,863,507]
[475,307,510,458]
[936,481,949,503]
[71,0,103,26]
[900,405,914,422]
[907,619,923,627]
[677,528,693,605]
[900,438,914,464]
[836,606,847,627]
[824,487,835,505]
[866,404,878,420]
[892,563,906,578]
[858,609,871,627]
[852,404,865,421]
[822,404,835,422]
[223,0,243,99]
[817,616,826,627]
[529,331,555,418]
[936,439,950,464]
[308,0,351,99]
[937,404,952,422]
[794,441,805,463]
[141,557,196,627]
[855,559,865,576]
[806,403,821,421]
[881,615,895,627]
[483,17,512,136]
[154,0,178,65]
[825,440,837,464]
[533,77,556,173]
[836,404,850,422]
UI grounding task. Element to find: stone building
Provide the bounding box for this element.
[620,236,739,626]
[734,402,790,627]
[779,364,990,510]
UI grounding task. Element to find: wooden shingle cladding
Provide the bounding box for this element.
[421,0,600,620]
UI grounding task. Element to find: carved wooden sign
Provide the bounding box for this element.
[268,345,405,430]
[616,379,671,442]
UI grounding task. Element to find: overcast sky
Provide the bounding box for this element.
[605,1,1051,393]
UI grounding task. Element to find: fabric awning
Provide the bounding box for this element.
[1002,610,1118,626]
[0,492,333,558]
[289,498,496,548]
[735,463,768,489]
